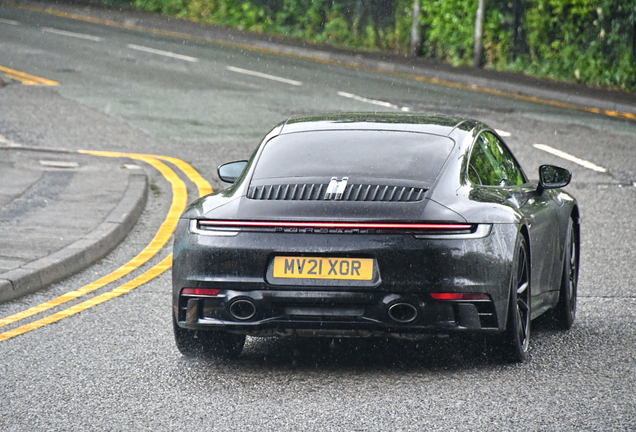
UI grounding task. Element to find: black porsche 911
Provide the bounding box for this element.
[172,113,579,362]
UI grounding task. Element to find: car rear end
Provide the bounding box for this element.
[173,218,517,338]
[173,127,518,339]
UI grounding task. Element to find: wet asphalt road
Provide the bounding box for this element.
[1,3,636,430]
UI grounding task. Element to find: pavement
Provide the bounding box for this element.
[0,143,147,303]
[0,0,635,304]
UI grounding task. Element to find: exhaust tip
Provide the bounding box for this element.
[229,299,256,321]
[388,303,418,323]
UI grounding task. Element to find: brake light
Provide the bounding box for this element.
[181,288,221,296]
[198,220,472,230]
[430,293,489,300]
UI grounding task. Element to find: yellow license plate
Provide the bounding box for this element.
[273,257,374,280]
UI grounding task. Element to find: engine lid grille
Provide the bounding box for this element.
[247,183,426,202]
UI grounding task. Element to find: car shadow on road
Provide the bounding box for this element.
[222,334,522,371]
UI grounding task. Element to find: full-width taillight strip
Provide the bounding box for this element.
[198,220,472,230]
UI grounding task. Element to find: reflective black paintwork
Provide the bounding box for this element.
[173,113,579,337]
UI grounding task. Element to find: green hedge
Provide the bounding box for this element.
[109,0,636,91]
[523,0,636,90]
[420,0,636,91]
[130,0,414,51]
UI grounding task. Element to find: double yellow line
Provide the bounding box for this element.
[0,65,59,85]
[0,151,211,341]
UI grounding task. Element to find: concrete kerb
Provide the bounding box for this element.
[0,153,148,304]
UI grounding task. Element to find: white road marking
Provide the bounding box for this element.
[0,134,21,147]
[337,91,410,112]
[533,144,607,173]
[0,18,19,25]
[226,66,302,86]
[495,129,511,137]
[42,27,103,42]
[39,160,80,169]
[127,44,199,62]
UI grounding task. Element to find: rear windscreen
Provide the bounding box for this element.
[252,130,454,185]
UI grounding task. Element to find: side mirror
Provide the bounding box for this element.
[538,165,571,191]
[218,160,248,183]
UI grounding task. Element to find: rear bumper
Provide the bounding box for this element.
[175,288,501,336]
[173,219,519,335]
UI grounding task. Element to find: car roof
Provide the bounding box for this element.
[279,113,478,136]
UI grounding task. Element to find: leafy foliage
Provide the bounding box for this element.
[420,0,478,66]
[523,0,636,89]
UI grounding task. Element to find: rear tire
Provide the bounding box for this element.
[173,315,245,359]
[502,235,531,362]
[553,218,579,329]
